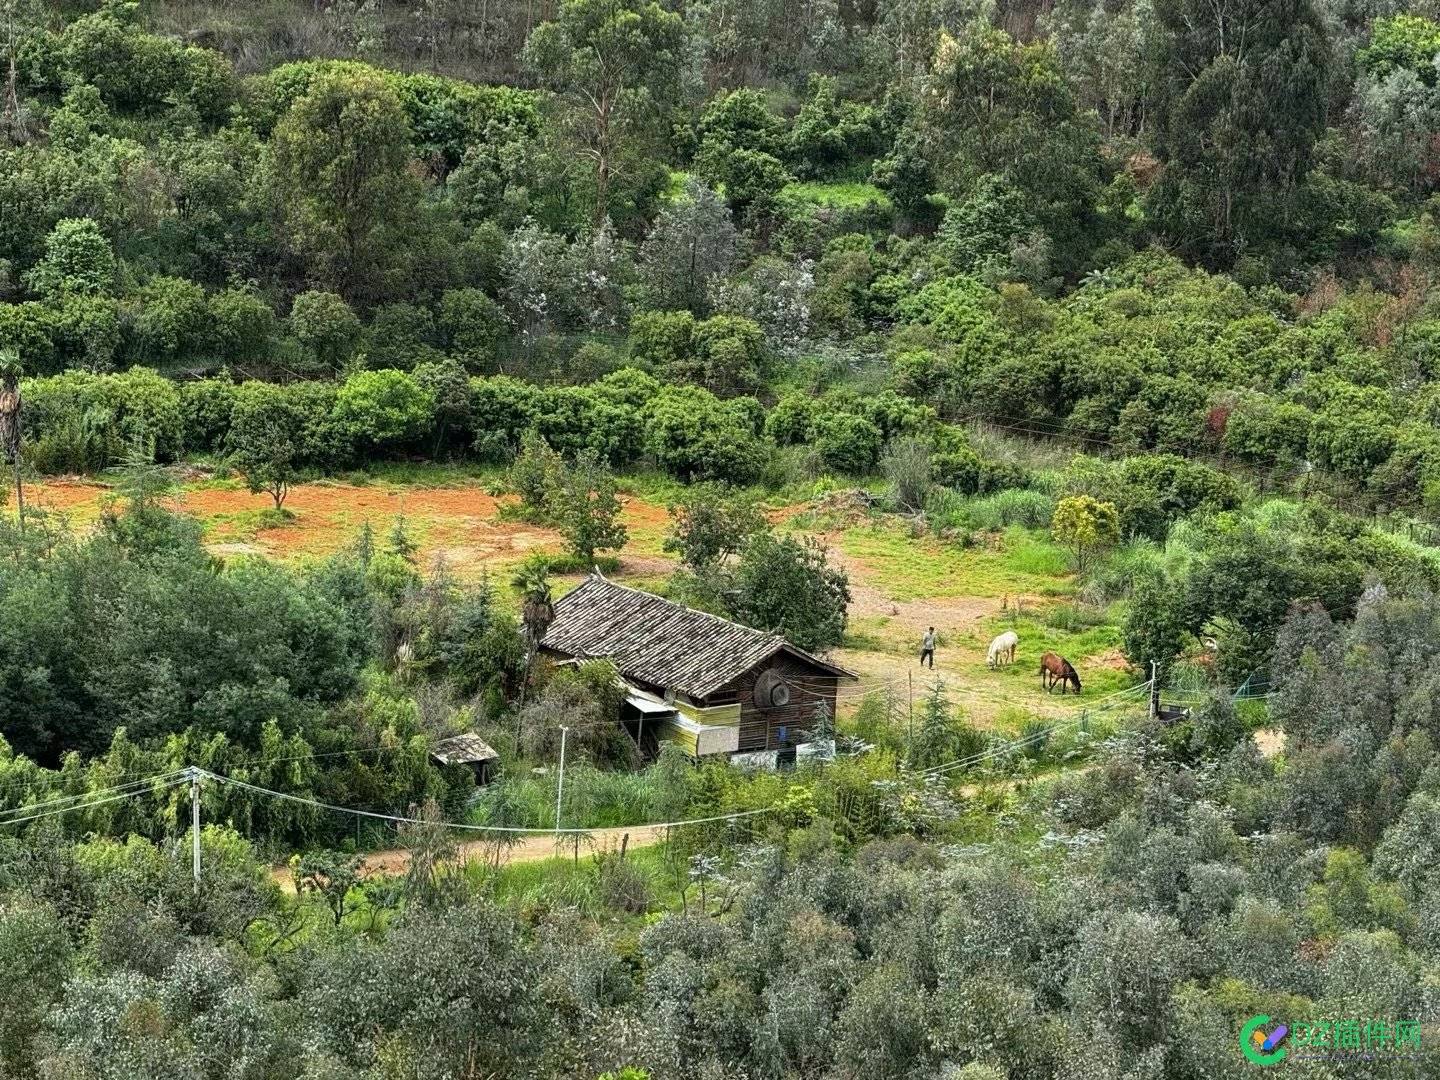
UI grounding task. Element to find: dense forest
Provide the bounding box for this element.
[5,0,1440,1076]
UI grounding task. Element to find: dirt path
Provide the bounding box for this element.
[273,823,671,888]
[272,763,1096,889]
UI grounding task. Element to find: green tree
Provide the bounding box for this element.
[553,448,627,567]
[289,290,361,372]
[270,69,423,301]
[920,23,1107,276]
[734,532,850,650]
[1121,574,1189,677]
[511,556,555,703]
[438,287,506,370]
[24,218,115,300]
[644,385,766,484]
[522,0,686,226]
[663,483,766,573]
[1149,0,1333,264]
[1051,494,1120,572]
[227,381,302,509]
[296,850,365,928]
[638,179,736,315]
[1358,15,1440,86]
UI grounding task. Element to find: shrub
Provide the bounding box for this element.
[629,310,694,371]
[335,370,434,451]
[812,411,884,475]
[470,376,543,462]
[644,385,767,484]
[439,288,506,370]
[179,378,237,453]
[289,291,361,371]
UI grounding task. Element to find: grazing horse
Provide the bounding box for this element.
[1040,651,1082,694]
[987,630,1019,669]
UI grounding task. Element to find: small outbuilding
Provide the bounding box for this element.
[430,732,500,784]
[540,572,857,758]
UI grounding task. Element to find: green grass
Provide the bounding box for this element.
[780,180,893,210]
[479,843,680,913]
[836,521,1073,602]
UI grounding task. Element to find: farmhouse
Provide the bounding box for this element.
[540,573,856,759]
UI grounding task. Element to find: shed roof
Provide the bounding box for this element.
[540,573,855,699]
[430,732,499,766]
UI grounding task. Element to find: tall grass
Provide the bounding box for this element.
[965,489,1056,530]
[1003,527,1070,576]
[473,754,696,830]
[923,487,1055,533]
[1088,538,1164,602]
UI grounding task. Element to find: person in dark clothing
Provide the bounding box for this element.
[920,626,937,668]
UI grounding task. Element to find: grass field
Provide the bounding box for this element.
[25,465,1139,732]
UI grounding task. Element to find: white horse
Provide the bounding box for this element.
[987,630,1019,669]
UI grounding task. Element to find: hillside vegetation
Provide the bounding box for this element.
[4,1,1440,1078]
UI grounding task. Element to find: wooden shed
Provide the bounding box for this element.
[429,732,500,783]
[540,573,856,756]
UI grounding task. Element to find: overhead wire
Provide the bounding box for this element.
[920,679,1153,778]
[197,768,775,835]
[0,774,191,828]
[0,769,192,821]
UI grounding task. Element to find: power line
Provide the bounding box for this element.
[0,770,191,822]
[197,768,775,835]
[0,776,191,828]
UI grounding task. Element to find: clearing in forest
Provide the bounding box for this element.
[25,474,1133,730]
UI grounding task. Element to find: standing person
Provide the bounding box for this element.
[920,626,937,668]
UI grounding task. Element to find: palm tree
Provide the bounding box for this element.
[511,558,555,704]
[0,350,22,535]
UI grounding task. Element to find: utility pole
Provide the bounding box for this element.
[554,726,569,835]
[1149,660,1159,723]
[907,670,914,753]
[190,767,202,893]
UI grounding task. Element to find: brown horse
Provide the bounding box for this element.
[1040,652,1081,694]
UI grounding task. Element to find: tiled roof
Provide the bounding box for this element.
[430,732,499,765]
[540,573,853,699]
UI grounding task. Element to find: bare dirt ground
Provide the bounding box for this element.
[272,823,671,889]
[27,479,670,579]
[1254,728,1286,759]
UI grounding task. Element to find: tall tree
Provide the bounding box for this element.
[1148,0,1333,265]
[511,558,555,706]
[0,350,21,533]
[269,69,423,302]
[920,22,1108,277]
[523,0,687,227]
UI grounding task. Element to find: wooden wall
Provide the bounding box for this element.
[707,653,840,752]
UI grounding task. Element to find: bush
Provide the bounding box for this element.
[470,376,543,462]
[812,411,883,475]
[179,378,237,453]
[335,369,434,451]
[289,291,360,371]
[21,368,185,469]
[439,288,506,370]
[644,385,767,484]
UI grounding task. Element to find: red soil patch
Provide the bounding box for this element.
[24,480,677,580]
[26,480,109,512]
